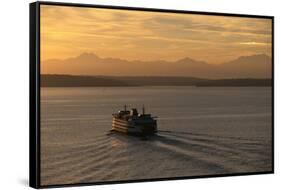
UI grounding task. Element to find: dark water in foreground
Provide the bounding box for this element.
[40,86,272,186]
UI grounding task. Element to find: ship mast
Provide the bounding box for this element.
[142,104,145,115]
[124,104,127,111]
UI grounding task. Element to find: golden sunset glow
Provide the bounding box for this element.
[40,5,272,74]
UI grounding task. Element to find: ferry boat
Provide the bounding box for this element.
[112,105,157,135]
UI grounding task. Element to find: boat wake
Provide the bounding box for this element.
[41,130,272,186]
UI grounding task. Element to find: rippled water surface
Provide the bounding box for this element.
[41,86,272,186]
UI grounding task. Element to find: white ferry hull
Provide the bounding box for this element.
[112,118,157,135]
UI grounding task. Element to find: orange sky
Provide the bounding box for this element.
[40,5,272,64]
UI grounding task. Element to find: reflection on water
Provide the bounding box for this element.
[40,86,272,185]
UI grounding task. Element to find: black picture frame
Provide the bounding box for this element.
[29,1,274,188]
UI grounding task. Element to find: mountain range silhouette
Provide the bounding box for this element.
[42,53,271,79]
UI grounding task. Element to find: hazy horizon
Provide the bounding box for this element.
[41,52,272,78]
[43,51,272,63]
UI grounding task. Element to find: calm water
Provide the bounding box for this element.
[40,86,272,186]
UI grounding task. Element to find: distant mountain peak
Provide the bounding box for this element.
[77,52,99,59]
[233,54,270,62]
[176,57,207,64]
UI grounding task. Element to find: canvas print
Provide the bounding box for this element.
[39,4,273,186]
